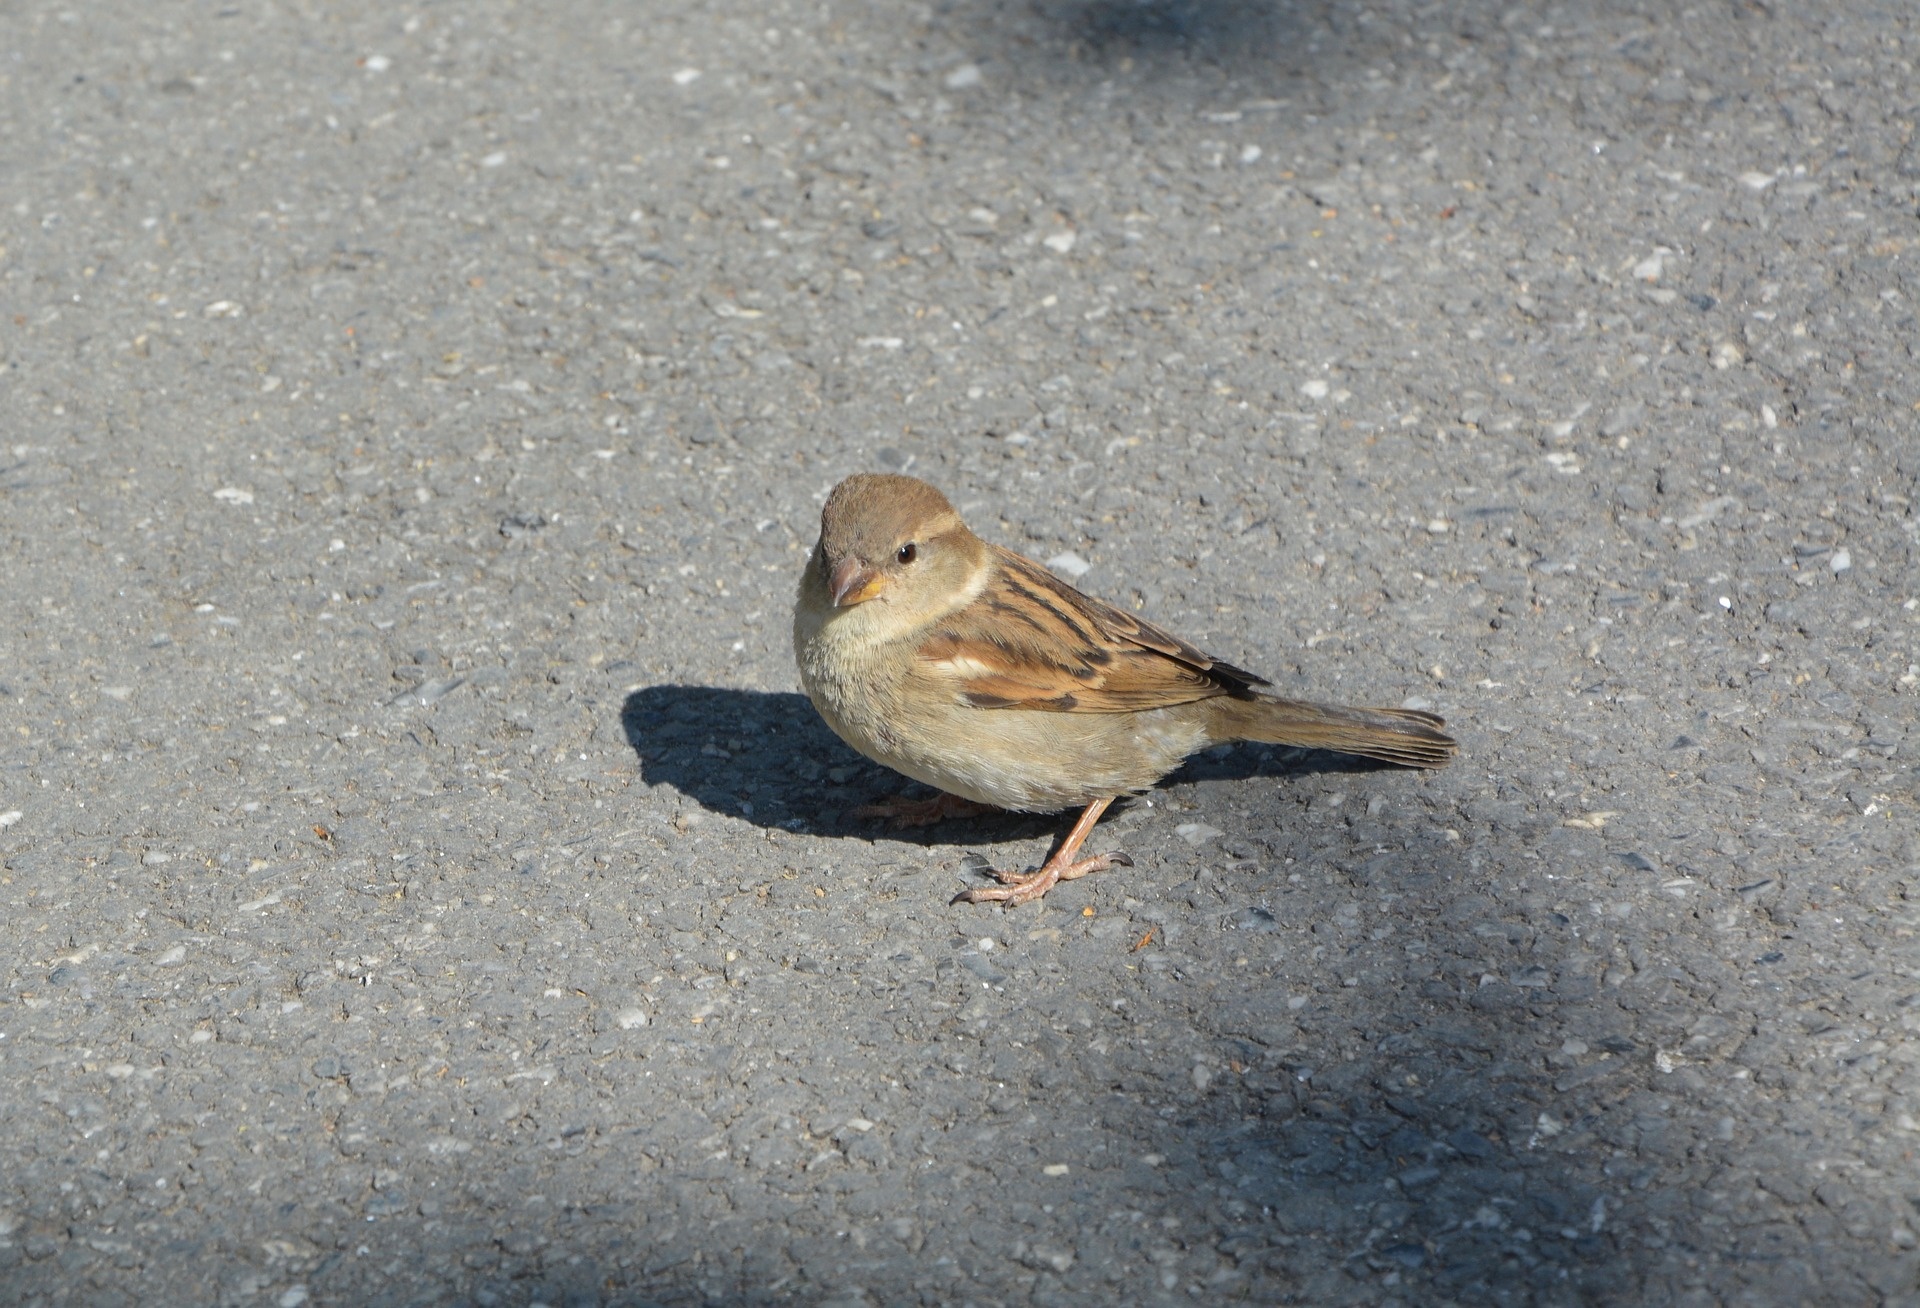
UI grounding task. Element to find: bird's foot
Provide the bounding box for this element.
[952,850,1133,907]
[854,792,998,829]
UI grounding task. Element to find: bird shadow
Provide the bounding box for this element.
[620,683,1404,848]
[934,0,1420,90]
[1038,0,1317,68]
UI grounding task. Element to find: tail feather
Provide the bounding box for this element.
[1210,695,1458,769]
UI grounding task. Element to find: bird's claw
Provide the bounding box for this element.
[950,850,1131,907]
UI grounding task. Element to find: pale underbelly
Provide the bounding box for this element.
[803,666,1207,812]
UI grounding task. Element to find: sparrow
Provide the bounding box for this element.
[792,473,1458,906]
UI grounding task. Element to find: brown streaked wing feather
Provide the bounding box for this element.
[915,546,1268,713]
[992,548,1271,692]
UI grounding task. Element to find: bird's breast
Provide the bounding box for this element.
[794,617,908,751]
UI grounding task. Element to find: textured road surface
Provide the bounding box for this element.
[4,1,1918,1304]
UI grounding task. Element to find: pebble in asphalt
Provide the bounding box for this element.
[2,1,1917,1305]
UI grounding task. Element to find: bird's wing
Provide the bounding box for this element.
[916,545,1269,713]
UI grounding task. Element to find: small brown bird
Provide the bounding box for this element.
[793,474,1458,906]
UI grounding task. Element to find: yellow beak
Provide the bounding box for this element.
[829,556,889,607]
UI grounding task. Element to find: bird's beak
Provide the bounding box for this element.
[829,556,888,607]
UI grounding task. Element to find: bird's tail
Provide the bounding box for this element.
[1208,695,1458,769]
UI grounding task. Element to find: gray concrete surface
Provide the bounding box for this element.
[3,0,1918,1303]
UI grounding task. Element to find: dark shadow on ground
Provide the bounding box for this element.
[936,0,1457,88]
[1044,0,1319,66]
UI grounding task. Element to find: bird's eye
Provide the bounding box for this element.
[896,542,918,564]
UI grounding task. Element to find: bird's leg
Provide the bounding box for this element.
[854,791,999,829]
[952,797,1132,907]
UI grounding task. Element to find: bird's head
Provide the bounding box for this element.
[808,473,984,624]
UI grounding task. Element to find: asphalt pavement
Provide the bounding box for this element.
[2,0,1917,1304]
